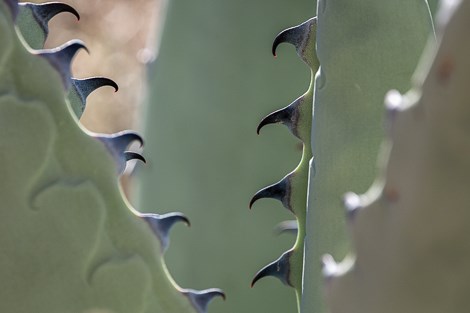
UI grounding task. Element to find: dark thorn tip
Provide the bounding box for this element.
[71,77,118,104]
[28,2,80,26]
[249,177,289,210]
[251,250,292,288]
[271,17,316,57]
[271,33,283,57]
[256,104,296,135]
[124,151,146,164]
[161,212,191,227]
[272,24,303,56]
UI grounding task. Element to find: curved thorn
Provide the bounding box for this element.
[182,288,225,313]
[124,151,146,164]
[36,40,88,89]
[22,2,79,34]
[272,17,316,57]
[343,192,362,222]
[251,250,293,288]
[140,212,190,252]
[274,220,298,236]
[257,95,303,138]
[4,0,18,19]
[257,106,293,134]
[249,174,291,212]
[33,2,80,21]
[93,131,144,174]
[71,77,118,106]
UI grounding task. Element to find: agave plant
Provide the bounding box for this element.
[2,0,469,313]
[301,1,434,312]
[322,1,470,312]
[0,1,223,312]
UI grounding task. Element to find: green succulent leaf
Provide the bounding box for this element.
[302,1,434,312]
[0,1,222,312]
[251,15,319,312]
[325,2,470,312]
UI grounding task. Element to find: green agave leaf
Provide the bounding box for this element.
[15,2,118,121]
[326,2,470,312]
[302,1,434,312]
[251,14,318,313]
[0,1,221,312]
[427,0,439,17]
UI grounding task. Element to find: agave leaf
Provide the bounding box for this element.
[326,2,470,312]
[302,1,434,312]
[0,2,221,312]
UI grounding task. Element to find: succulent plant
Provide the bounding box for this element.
[322,1,470,312]
[250,16,318,313]
[239,1,434,312]
[301,1,435,312]
[4,0,468,313]
[0,1,222,312]
[138,1,434,312]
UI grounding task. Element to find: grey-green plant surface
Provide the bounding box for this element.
[137,0,315,312]
[428,0,439,16]
[0,1,221,312]
[302,1,434,312]
[324,1,470,312]
[250,16,318,312]
[5,0,463,312]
